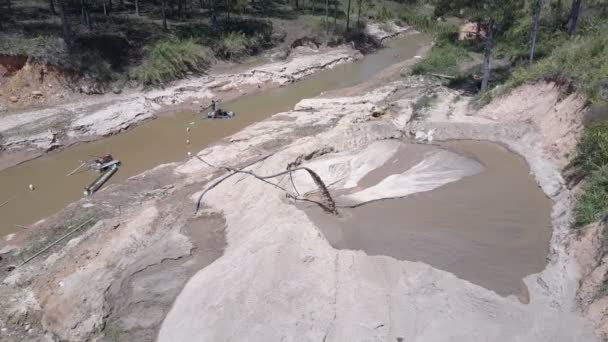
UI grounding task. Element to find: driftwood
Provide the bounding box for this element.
[193,155,338,215]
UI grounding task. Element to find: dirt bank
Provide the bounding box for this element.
[0,73,599,341]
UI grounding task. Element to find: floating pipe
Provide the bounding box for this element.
[84,165,118,196]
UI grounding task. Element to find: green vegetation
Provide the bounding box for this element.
[412,36,469,77]
[131,39,211,86]
[0,0,421,87]
[575,166,608,226]
[570,123,608,180]
[214,32,250,60]
[398,1,608,227]
[499,25,607,104]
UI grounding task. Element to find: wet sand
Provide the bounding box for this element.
[304,140,552,299]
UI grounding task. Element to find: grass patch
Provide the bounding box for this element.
[412,38,470,77]
[131,38,211,86]
[575,166,608,226]
[570,123,608,178]
[570,123,608,227]
[214,32,250,60]
[400,6,456,35]
[480,23,608,107]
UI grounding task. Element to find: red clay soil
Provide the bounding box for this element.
[0,58,80,111]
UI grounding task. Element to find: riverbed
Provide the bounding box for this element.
[0,34,430,236]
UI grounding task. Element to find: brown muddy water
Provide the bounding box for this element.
[303,140,552,299]
[0,34,430,236]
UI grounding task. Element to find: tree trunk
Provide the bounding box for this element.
[58,0,73,51]
[49,0,57,15]
[325,0,329,32]
[333,0,337,30]
[135,0,140,15]
[178,0,183,17]
[81,0,86,23]
[529,0,542,62]
[162,0,168,29]
[481,21,494,92]
[295,0,298,10]
[345,0,352,31]
[567,0,582,35]
[108,0,113,13]
[86,9,91,30]
[357,0,361,26]
[211,0,217,24]
[7,0,11,12]
[103,0,108,16]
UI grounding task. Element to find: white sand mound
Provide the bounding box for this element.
[344,149,483,203]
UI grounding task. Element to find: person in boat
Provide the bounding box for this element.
[208,99,233,118]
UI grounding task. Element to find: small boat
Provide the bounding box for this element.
[84,164,119,196]
[207,109,236,119]
[90,154,121,172]
[67,154,122,196]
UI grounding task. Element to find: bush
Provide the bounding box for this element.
[131,39,211,86]
[412,40,470,77]
[214,32,250,60]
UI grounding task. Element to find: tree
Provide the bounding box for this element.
[135,0,140,15]
[480,18,494,91]
[325,0,329,33]
[529,0,542,62]
[58,0,73,51]
[49,0,57,15]
[345,0,352,31]
[162,0,168,29]
[567,0,582,35]
[437,0,524,92]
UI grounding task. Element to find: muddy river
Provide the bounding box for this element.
[303,140,552,299]
[0,34,430,236]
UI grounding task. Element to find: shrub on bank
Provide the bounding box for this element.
[131,39,211,86]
